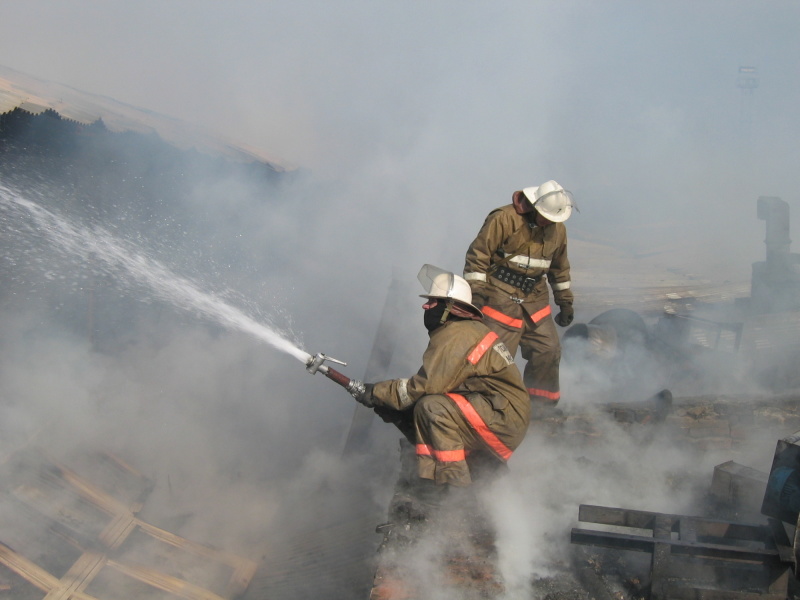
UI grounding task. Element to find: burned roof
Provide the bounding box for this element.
[0,64,289,171]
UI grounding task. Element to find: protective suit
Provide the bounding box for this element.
[463,181,575,409]
[360,265,530,488]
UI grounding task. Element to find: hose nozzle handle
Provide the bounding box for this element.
[305,352,355,391]
[306,352,347,375]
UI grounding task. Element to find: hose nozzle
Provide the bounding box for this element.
[306,352,347,375]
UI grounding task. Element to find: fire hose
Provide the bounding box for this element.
[305,352,366,398]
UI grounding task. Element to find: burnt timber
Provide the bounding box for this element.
[0,448,258,599]
[572,504,792,599]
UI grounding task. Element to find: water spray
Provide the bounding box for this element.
[1,184,366,395]
[0,184,311,363]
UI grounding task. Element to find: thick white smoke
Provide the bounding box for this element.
[1,2,800,598]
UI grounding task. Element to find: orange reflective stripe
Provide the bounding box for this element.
[434,449,466,462]
[447,393,513,461]
[530,305,552,323]
[528,388,560,401]
[467,331,499,365]
[416,444,466,462]
[482,306,523,329]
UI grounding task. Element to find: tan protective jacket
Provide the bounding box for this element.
[371,319,530,431]
[463,204,573,312]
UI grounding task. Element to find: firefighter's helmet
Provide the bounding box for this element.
[417,264,482,318]
[522,180,576,222]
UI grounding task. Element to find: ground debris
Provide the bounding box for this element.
[369,500,505,600]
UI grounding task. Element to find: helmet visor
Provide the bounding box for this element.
[417,264,454,297]
[536,188,577,212]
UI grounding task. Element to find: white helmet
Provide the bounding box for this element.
[522,180,575,223]
[417,264,482,318]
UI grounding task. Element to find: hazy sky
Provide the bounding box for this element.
[1,2,797,196]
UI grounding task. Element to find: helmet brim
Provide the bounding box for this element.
[419,295,483,319]
[535,204,573,223]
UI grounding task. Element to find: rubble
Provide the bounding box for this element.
[0,446,257,600]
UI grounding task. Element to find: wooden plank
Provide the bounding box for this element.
[137,520,258,573]
[2,449,257,600]
[224,560,260,599]
[650,514,674,600]
[767,518,794,563]
[0,541,61,593]
[99,512,138,549]
[44,550,106,600]
[570,528,781,563]
[0,543,102,600]
[106,559,228,600]
[573,505,791,600]
[578,504,771,543]
[767,566,790,594]
[135,520,259,595]
[665,586,785,600]
[53,463,132,516]
[709,461,769,510]
[578,504,659,530]
[678,517,698,542]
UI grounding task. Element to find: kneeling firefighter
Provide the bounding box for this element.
[348,264,531,516]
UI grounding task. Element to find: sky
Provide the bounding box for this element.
[1,1,800,597]
[2,1,799,243]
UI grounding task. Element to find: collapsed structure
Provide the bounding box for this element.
[559,198,800,599]
[563,194,800,399]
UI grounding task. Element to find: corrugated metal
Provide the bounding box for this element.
[0,64,289,170]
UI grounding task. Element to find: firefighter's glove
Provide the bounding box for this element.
[349,381,375,407]
[554,305,574,327]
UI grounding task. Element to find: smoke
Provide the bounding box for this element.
[485,411,782,597]
[1,1,800,597]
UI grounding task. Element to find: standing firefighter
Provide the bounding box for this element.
[463,180,577,414]
[349,265,531,517]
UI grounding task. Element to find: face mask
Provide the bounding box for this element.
[423,301,449,331]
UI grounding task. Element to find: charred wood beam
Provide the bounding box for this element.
[571,528,782,563]
[578,504,772,544]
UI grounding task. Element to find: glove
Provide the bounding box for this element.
[349,381,375,407]
[554,305,574,327]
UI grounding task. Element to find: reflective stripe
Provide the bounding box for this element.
[551,280,571,291]
[397,378,410,408]
[528,388,560,401]
[507,256,551,270]
[416,444,467,462]
[467,332,499,365]
[482,306,523,329]
[447,393,513,460]
[530,305,552,323]
[464,272,487,282]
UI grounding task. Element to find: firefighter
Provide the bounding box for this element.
[463,180,576,415]
[348,265,531,515]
